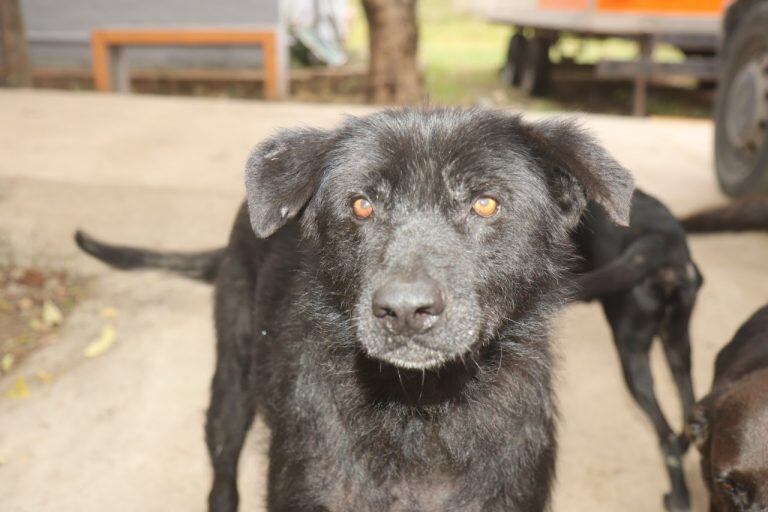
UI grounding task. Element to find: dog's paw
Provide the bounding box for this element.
[663,491,691,512]
[676,432,691,454]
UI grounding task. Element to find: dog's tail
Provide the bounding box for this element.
[570,235,667,301]
[680,196,768,233]
[74,230,225,284]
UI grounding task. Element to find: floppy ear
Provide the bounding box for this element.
[528,119,635,227]
[685,401,711,451]
[245,128,333,238]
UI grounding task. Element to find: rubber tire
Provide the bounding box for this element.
[714,0,768,196]
[520,35,552,97]
[502,33,528,86]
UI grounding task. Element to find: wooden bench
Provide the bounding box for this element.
[91,28,281,99]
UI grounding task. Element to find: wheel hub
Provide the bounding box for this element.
[725,54,768,151]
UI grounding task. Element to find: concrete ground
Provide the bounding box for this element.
[0,90,765,512]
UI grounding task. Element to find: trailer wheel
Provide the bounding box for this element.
[715,0,768,196]
[502,33,528,86]
[520,35,552,96]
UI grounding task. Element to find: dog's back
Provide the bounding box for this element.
[712,305,768,387]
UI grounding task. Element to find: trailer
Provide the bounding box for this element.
[473,0,726,115]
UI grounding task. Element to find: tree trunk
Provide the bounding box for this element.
[361,0,421,105]
[0,0,32,87]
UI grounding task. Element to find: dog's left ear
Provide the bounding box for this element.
[245,127,333,238]
[527,119,635,227]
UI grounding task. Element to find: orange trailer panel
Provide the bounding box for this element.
[539,0,728,13]
[597,0,726,13]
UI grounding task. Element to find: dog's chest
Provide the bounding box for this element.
[308,416,486,512]
[318,465,478,512]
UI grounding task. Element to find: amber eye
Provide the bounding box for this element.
[352,197,374,219]
[472,197,499,218]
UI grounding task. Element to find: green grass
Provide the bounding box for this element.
[346,0,701,114]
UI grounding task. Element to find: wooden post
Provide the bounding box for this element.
[632,35,653,117]
[0,0,33,86]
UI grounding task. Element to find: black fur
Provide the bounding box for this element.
[571,190,703,512]
[74,230,224,283]
[686,305,768,512]
[76,107,634,511]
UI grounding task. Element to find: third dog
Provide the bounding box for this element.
[686,304,768,512]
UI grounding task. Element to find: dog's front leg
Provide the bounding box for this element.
[206,255,259,512]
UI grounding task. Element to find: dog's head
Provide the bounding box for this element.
[245,108,633,370]
[686,372,768,512]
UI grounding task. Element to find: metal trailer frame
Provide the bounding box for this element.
[477,1,722,115]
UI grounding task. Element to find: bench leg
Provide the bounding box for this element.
[111,46,130,93]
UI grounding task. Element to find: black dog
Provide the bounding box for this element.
[686,304,768,512]
[76,108,633,511]
[570,190,703,512]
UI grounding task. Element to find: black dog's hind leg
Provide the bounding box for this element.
[605,293,690,512]
[659,297,697,453]
[206,254,259,512]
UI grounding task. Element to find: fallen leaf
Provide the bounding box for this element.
[100,307,118,319]
[29,318,46,332]
[1,353,14,373]
[0,298,13,312]
[17,297,33,311]
[36,370,54,384]
[84,324,116,358]
[4,376,30,399]
[18,269,45,286]
[42,301,63,327]
[0,455,7,465]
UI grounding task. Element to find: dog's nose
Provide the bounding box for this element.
[372,276,445,335]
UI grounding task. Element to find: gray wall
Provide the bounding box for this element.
[3,0,281,69]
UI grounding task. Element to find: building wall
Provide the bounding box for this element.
[3,0,281,69]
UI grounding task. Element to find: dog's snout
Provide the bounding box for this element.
[372,275,445,335]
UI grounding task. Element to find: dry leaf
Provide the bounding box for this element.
[29,318,46,332]
[42,301,63,327]
[5,376,30,399]
[1,353,14,373]
[0,455,7,465]
[84,324,116,358]
[36,370,54,384]
[100,307,118,319]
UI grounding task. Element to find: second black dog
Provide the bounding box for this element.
[571,189,703,512]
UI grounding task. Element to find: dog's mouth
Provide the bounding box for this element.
[364,340,471,370]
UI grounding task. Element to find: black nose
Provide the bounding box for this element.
[372,275,446,335]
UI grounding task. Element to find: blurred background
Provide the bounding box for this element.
[0,0,731,115]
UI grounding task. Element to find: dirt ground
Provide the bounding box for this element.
[0,90,766,511]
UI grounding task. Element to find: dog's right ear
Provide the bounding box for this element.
[525,119,635,227]
[245,128,333,238]
[685,401,711,451]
